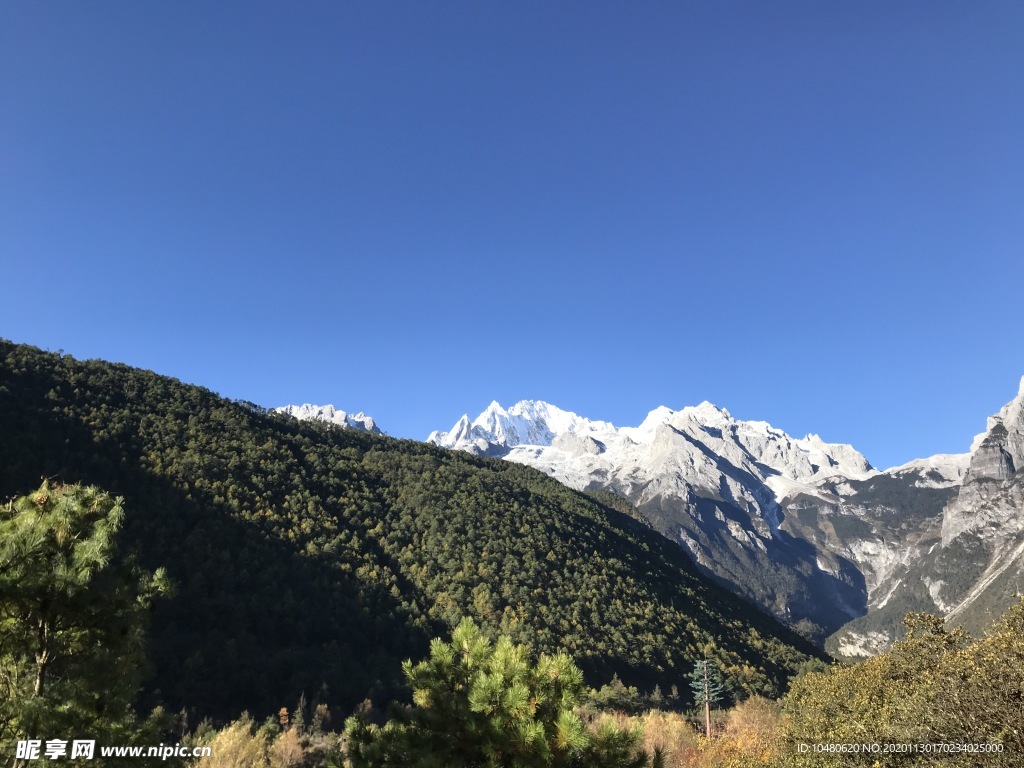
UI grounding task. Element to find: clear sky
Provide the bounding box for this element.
[2,2,1022,469]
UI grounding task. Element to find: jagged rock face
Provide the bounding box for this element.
[822,378,1024,657]
[275,403,382,435]
[783,471,959,657]
[943,377,1024,544]
[782,474,955,609]
[966,429,1016,482]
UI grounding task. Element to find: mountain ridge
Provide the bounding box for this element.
[0,338,823,720]
[274,403,382,434]
[426,381,1024,651]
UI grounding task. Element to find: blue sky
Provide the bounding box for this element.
[2,2,1022,469]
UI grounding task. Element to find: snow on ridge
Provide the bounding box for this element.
[275,403,381,434]
[681,401,732,422]
[428,399,616,454]
[427,398,876,496]
[885,453,970,473]
[883,453,970,487]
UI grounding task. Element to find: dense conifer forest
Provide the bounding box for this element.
[3,339,1023,767]
[0,340,821,725]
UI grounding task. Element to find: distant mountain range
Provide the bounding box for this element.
[398,381,1022,654]
[274,403,381,434]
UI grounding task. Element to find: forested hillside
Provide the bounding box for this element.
[0,340,821,722]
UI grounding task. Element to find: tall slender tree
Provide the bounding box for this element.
[688,659,726,738]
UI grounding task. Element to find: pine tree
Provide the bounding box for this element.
[0,481,169,755]
[688,660,726,738]
[345,618,651,767]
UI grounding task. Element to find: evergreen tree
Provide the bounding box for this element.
[688,660,726,738]
[0,481,169,757]
[345,618,650,767]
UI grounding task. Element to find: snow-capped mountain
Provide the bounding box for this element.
[429,399,873,488]
[429,380,1024,652]
[430,399,879,638]
[275,403,382,435]
[427,400,612,456]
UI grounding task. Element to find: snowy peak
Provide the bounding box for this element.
[427,400,614,455]
[275,403,382,435]
[794,434,875,478]
[631,406,676,436]
[683,400,733,423]
[472,401,508,432]
[428,397,875,491]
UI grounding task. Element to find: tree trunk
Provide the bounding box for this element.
[703,665,711,738]
[34,617,49,698]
